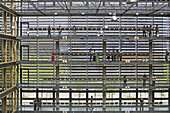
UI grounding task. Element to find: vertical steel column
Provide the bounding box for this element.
[4,40,7,62]
[169,88,170,106]
[37,39,39,83]
[14,41,17,61]
[103,39,106,61]
[17,17,19,37]
[103,66,106,110]
[2,68,7,113]
[103,39,106,109]
[14,66,17,112]
[14,16,17,36]
[56,39,60,107]
[11,66,14,113]
[149,40,153,109]
[17,64,19,109]
[56,39,60,109]
[56,66,59,109]
[4,11,7,34]
[86,88,88,108]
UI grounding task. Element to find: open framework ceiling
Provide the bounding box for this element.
[2,0,170,16]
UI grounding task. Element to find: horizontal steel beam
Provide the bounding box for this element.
[0,3,18,16]
[21,36,170,40]
[17,12,170,17]
[18,61,170,65]
[52,52,149,56]
[28,101,162,104]
[17,83,170,88]
[43,77,150,80]
[15,111,170,113]
[28,27,156,31]
[0,86,17,99]
[0,62,17,69]
[2,0,170,2]
[0,33,19,40]
[21,89,168,93]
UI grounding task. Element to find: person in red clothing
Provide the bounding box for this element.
[33,98,37,110]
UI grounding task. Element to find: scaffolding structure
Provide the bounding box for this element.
[0,1,20,113]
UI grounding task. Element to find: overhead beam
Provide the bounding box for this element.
[63,1,71,15]
[120,3,135,16]
[0,3,18,16]
[21,36,170,40]
[17,12,170,17]
[147,4,168,16]
[95,1,102,15]
[1,0,170,2]
[27,1,46,16]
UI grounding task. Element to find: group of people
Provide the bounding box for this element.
[48,25,77,37]
[123,75,156,87]
[142,25,159,37]
[90,49,122,61]
[33,98,42,111]
[47,25,160,37]
[107,49,122,61]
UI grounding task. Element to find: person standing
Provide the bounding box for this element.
[33,98,37,110]
[107,50,111,61]
[93,50,96,61]
[124,75,127,86]
[165,50,169,61]
[90,49,92,61]
[116,50,119,61]
[37,98,42,110]
[155,25,159,37]
[73,25,77,36]
[48,25,51,37]
[140,98,144,111]
[152,76,156,86]
[149,25,152,37]
[143,74,147,86]
[58,25,62,36]
[90,96,94,111]
[119,49,122,61]
[112,50,116,61]
[146,25,149,37]
[143,25,146,37]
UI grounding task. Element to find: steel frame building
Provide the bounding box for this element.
[0,0,170,113]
